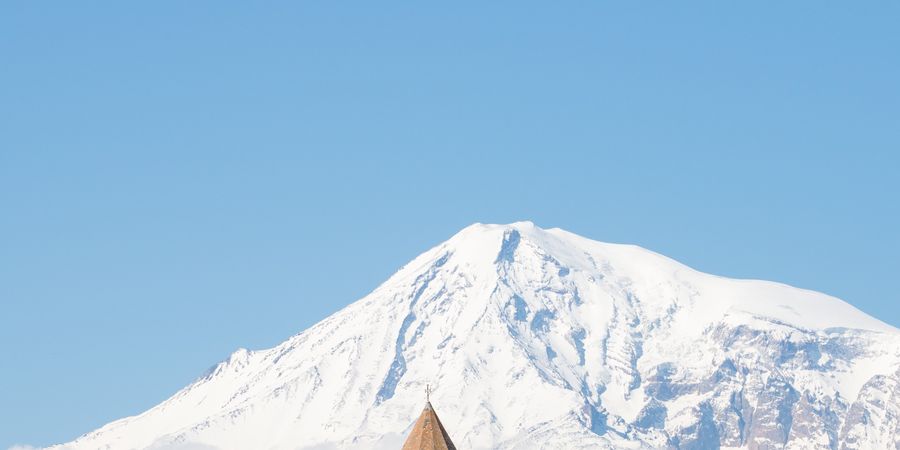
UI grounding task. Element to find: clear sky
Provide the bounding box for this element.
[1,2,898,448]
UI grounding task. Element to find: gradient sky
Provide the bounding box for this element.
[2,2,898,448]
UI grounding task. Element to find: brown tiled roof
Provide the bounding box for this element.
[401,402,457,450]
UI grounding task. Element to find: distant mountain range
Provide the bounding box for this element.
[49,223,900,449]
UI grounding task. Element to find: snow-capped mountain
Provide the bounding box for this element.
[49,222,900,450]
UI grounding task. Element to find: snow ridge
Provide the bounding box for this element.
[48,222,900,450]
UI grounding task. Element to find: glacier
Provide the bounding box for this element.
[47,222,900,450]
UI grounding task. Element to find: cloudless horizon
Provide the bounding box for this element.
[2,2,898,448]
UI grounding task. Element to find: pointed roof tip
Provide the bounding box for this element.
[401,401,457,450]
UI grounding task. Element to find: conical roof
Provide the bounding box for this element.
[401,402,457,450]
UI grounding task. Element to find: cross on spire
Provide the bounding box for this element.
[402,385,457,450]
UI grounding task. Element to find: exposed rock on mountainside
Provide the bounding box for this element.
[50,223,900,449]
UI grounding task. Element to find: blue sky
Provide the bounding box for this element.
[1,2,898,448]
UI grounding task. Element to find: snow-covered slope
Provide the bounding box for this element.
[48,222,900,450]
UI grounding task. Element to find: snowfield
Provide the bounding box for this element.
[47,222,900,450]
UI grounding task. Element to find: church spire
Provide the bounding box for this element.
[401,385,456,450]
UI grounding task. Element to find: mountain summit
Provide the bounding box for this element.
[50,223,900,449]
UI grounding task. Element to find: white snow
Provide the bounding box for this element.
[45,222,900,450]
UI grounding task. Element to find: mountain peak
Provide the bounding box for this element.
[50,223,900,450]
[442,221,595,273]
[438,221,895,335]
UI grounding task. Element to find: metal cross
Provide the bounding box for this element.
[426,384,432,402]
